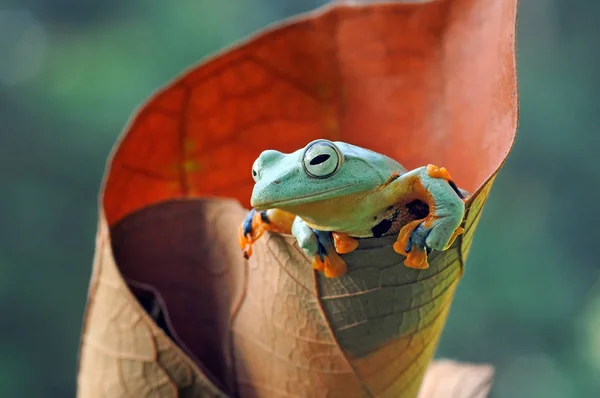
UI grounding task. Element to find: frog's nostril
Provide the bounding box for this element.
[251,167,260,182]
[253,150,283,182]
[259,149,283,164]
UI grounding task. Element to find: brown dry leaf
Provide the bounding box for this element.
[78,1,518,397]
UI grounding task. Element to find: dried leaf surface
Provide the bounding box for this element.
[78,1,518,397]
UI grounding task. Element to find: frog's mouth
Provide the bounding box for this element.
[251,182,361,210]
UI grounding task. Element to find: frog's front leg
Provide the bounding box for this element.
[292,217,348,278]
[388,165,467,269]
[238,208,295,259]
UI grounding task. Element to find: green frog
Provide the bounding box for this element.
[239,139,467,278]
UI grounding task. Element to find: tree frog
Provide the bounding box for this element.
[238,139,468,278]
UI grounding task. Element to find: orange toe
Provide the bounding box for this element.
[332,232,359,254]
[313,253,348,278]
[238,225,253,259]
[312,256,325,272]
[239,211,269,260]
[323,253,348,278]
[393,219,430,270]
[403,249,429,269]
[393,219,422,256]
[238,225,247,250]
[426,164,453,181]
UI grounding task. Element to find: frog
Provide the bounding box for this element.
[238,139,468,278]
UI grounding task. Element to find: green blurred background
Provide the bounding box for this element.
[1,1,599,397]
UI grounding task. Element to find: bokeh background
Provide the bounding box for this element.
[1,1,599,397]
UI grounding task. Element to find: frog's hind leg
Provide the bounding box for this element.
[388,165,467,269]
[238,208,295,259]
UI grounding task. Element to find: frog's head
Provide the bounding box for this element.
[250,139,401,211]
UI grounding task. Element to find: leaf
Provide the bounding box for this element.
[417,360,495,398]
[78,1,518,397]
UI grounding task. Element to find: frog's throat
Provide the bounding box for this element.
[252,182,361,210]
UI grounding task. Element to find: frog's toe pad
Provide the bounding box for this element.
[332,232,359,254]
[312,254,347,277]
[320,253,348,278]
[312,256,325,272]
[238,226,253,259]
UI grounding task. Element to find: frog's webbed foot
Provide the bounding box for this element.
[313,230,348,278]
[238,208,295,259]
[392,164,466,269]
[238,209,266,259]
[292,218,348,278]
[393,219,464,269]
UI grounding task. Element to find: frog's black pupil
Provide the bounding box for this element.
[310,154,331,166]
[252,169,257,177]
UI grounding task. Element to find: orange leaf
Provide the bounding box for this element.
[79,1,518,397]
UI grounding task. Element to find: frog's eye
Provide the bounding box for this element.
[302,140,342,179]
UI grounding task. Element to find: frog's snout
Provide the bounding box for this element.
[252,149,283,182]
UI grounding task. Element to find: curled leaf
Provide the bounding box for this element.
[78,1,518,397]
